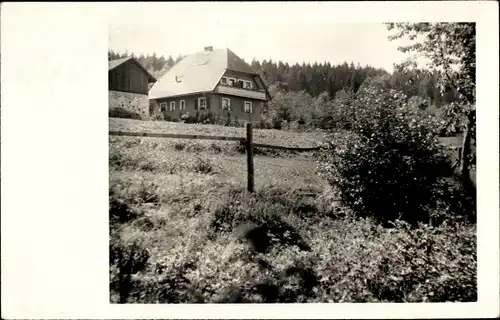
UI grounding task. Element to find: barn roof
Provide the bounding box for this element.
[149,47,265,100]
[108,56,157,83]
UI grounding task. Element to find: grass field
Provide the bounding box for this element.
[109,118,476,303]
[110,118,328,148]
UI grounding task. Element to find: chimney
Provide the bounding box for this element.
[204,46,213,52]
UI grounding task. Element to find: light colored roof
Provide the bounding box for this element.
[109,56,157,83]
[149,48,261,100]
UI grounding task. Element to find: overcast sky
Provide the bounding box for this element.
[108,3,412,72]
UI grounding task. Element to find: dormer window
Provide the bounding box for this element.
[244,81,252,89]
[228,78,236,87]
[221,77,228,85]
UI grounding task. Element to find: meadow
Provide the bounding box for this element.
[109,117,476,303]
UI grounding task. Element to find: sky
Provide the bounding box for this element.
[107,3,412,73]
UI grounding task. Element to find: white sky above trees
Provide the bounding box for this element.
[107,3,412,72]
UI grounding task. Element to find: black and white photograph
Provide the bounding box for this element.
[108,8,479,304]
[1,1,499,319]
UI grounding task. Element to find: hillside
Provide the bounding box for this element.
[109,117,328,149]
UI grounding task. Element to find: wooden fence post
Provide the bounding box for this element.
[458,147,463,169]
[246,122,254,193]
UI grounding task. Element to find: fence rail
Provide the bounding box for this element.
[108,130,245,142]
[253,143,321,152]
[109,130,321,152]
[109,124,321,192]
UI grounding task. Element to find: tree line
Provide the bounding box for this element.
[109,49,458,109]
[108,50,185,80]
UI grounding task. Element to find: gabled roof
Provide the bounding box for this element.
[108,57,131,70]
[108,56,157,83]
[149,48,265,100]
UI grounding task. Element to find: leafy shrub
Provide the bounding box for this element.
[110,234,150,303]
[109,179,161,209]
[235,140,247,154]
[185,143,204,153]
[128,264,200,303]
[188,155,216,174]
[363,219,476,302]
[318,87,452,224]
[174,142,185,151]
[197,111,215,124]
[149,110,164,122]
[131,216,156,232]
[109,197,139,224]
[181,113,198,124]
[109,107,142,120]
[210,143,222,154]
[109,186,144,225]
[109,180,476,303]
[254,118,274,129]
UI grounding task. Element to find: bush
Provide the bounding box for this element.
[181,113,197,124]
[318,87,452,224]
[109,107,142,120]
[108,180,476,303]
[198,111,215,124]
[188,155,217,174]
[109,231,150,303]
[174,142,185,151]
[149,105,164,121]
[109,197,139,224]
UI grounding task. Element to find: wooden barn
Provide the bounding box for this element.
[108,56,157,118]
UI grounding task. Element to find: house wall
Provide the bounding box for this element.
[155,93,212,120]
[109,60,150,94]
[109,90,149,118]
[154,93,261,122]
[214,94,262,122]
[221,70,262,90]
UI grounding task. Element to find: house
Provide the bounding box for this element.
[149,46,271,122]
[109,56,157,118]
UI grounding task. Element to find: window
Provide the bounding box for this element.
[237,80,244,88]
[228,78,236,87]
[179,100,185,110]
[244,101,253,113]
[160,102,167,112]
[244,81,252,89]
[220,77,228,85]
[198,97,207,110]
[169,101,175,111]
[221,98,231,111]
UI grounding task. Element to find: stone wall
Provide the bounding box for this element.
[109,90,149,118]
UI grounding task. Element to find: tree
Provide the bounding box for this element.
[250,59,261,73]
[318,86,450,224]
[175,55,184,64]
[386,22,476,208]
[166,55,175,68]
